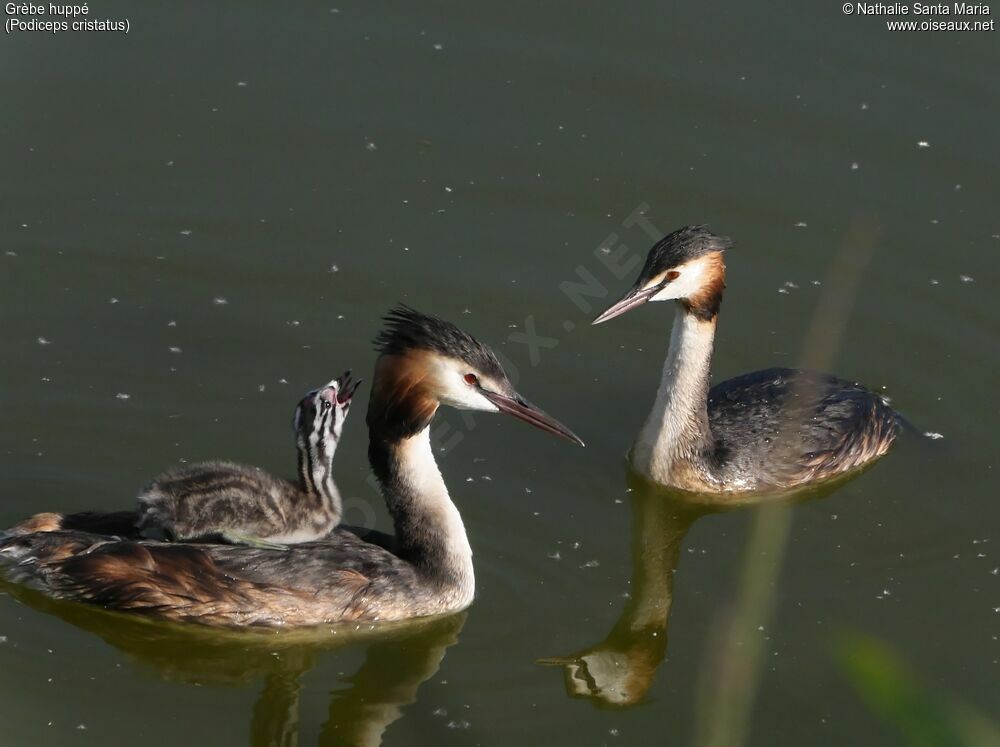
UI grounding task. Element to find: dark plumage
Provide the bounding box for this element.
[0,525,449,626]
[374,305,505,382]
[705,368,899,490]
[636,225,732,286]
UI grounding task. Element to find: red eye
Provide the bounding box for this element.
[666,270,680,281]
[464,373,479,386]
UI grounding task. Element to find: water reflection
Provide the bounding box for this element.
[540,472,856,708]
[0,582,465,746]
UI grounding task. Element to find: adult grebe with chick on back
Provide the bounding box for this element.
[0,306,583,627]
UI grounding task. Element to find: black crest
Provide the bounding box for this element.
[639,225,732,282]
[374,305,506,380]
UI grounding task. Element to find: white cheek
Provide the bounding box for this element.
[649,262,707,301]
[432,360,500,412]
[440,383,499,412]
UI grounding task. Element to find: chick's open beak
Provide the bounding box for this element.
[335,370,363,404]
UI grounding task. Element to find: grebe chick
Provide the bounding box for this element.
[137,371,361,548]
[0,307,582,626]
[592,226,901,493]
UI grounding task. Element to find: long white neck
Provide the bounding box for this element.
[372,428,474,603]
[630,305,717,484]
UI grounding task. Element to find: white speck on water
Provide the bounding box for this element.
[960,274,975,283]
[580,559,600,569]
[783,281,799,289]
[778,288,789,294]
[37,337,51,346]
[917,140,930,148]
[572,541,581,550]
[365,140,378,152]
[924,432,944,440]
[446,720,470,730]
[212,297,228,305]
[433,43,444,51]
[991,568,998,575]
[329,264,339,273]
[811,280,822,286]
[258,385,266,392]
[860,102,869,110]
[0,636,7,644]
[432,708,447,717]
[279,378,288,385]
[109,297,119,304]
[179,229,192,236]
[288,320,301,327]
[168,346,182,354]
[547,551,561,561]
[5,250,17,257]
[166,160,174,166]
[237,81,248,87]
[76,724,87,731]
[794,221,808,228]
[851,162,859,170]
[330,7,340,13]
[930,279,940,285]
[167,320,177,327]
[609,728,620,737]
[115,393,131,400]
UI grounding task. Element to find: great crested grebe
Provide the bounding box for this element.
[0,306,583,626]
[136,372,360,548]
[592,225,901,493]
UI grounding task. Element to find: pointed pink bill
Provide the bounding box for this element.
[479,390,585,447]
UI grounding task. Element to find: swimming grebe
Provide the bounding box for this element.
[136,372,360,548]
[592,226,900,493]
[0,306,583,626]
